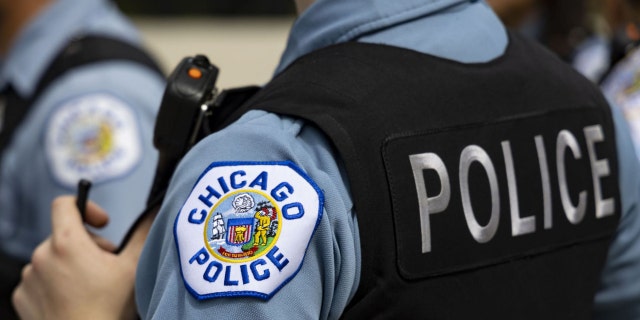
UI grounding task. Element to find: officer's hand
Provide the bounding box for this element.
[11,196,151,320]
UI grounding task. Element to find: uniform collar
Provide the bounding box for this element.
[275,0,501,74]
[0,0,108,97]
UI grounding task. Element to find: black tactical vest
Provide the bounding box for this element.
[229,33,621,319]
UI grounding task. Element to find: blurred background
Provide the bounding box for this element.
[116,0,640,88]
[113,0,296,88]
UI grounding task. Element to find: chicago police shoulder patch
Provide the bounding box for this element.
[45,93,142,187]
[174,161,324,300]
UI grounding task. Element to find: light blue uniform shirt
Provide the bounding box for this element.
[602,47,640,159]
[596,46,640,319]
[136,0,640,318]
[0,0,165,260]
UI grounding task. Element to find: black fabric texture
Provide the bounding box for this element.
[225,31,622,319]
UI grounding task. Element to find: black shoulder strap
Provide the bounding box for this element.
[0,34,164,153]
[36,35,164,99]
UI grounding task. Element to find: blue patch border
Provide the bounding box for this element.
[173,160,325,300]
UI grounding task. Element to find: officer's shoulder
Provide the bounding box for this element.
[173,110,309,175]
[34,61,165,120]
[32,48,162,187]
[64,60,163,90]
[204,110,306,149]
[40,90,144,188]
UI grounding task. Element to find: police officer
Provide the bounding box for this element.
[601,0,640,160]
[0,0,164,318]
[12,0,640,319]
[488,0,617,83]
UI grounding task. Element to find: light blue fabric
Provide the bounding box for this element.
[136,0,640,318]
[602,47,640,160]
[0,0,165,259]
[593,51,640,319]
[137,112,359,319]
[572,35,611,83]
[275,0,506,74]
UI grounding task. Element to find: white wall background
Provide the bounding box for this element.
[133,16,295,89]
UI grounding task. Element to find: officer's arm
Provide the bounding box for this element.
[594,102,640,319]
[19,62,163,249]
[135,111,360,319]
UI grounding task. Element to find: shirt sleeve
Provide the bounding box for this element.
[0,61,164,258]
[136,110,360,320]
[593,100,640,319]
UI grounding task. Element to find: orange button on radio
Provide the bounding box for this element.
[188,67,202,79]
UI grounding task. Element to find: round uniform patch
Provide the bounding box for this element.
[174,161,323,300]
[45,93,142,187]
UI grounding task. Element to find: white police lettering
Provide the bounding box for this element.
[584,125,615,218]
[175,161,323,300]
[502,141,536,236]
[460,145,500,244]
[410,153,450,253]
[411,125,614,253]
[557,130,588,224]
[535,135,553,230]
